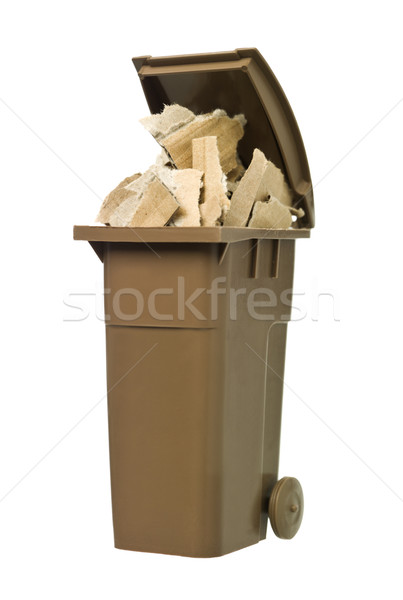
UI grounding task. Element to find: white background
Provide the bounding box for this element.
[1,1,402,598]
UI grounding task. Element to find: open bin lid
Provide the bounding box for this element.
[74,48,314,257]
[133,47,314,229]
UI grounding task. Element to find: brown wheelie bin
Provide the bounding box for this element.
[74,48,315,557]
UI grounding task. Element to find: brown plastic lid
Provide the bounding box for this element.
[133,48,314,228]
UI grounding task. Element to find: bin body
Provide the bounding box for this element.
[74,46,315,557]
[103,237,294,557]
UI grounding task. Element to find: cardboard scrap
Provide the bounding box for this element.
[264,162,286,200]
[127,179,179,227]
[281,182,294,208]
[263,160,293,207]
[289,206,305,219]
[96,173,141,224]
[140,104,195,141]
[224,148,295,227]
[141,104,246,174]
[155,148,174,168]
[109,168,179,227]
[192,136,229,227]
[165,113,244,174]
[150,162,176,191]
[170,169,203,227]
[108,170,154,226]
[224,149,271,227]
[248,197,292,229]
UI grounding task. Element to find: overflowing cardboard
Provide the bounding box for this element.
[97,103,302,230]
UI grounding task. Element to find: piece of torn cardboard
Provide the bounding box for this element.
[128,179,179,227]
[140,104,195,141]
[108,170,154,226]
[264,160,294,207]
[224,148,294,227]
[141,105,246,174]
[155,148,174,168]
[192,136,229,227]
[224,149,270,227]
[170,169,203,227]
[248,197,292,229]
[109,169,179,227]
[96,173,141,224]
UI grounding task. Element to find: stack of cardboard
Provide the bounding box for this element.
[96,104,304,229]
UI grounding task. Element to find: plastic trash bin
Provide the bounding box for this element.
[74,48,315,558]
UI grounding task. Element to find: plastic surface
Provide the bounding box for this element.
[74,48,312,557]
[104,239,294,556]
[269,477,304,539]
[74,225,310,244]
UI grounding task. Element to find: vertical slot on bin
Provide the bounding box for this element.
[250,239,260,278]
[271,240,281,279]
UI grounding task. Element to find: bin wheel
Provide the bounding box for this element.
[268,476,304,540]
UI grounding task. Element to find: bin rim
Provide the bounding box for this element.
[73,225,310,244]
